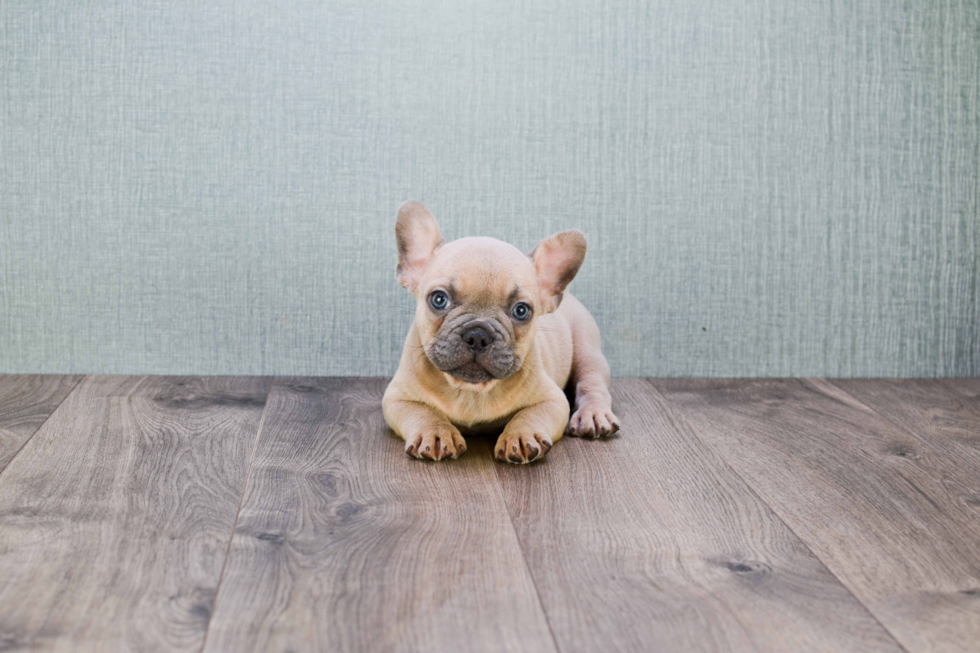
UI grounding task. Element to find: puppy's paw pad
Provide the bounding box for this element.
[567,405,620,438]
[405,427,466,461]
[495,432,552,464]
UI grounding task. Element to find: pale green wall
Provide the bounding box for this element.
[2,0,978,377]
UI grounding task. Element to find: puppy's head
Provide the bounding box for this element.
[395,200,586,386]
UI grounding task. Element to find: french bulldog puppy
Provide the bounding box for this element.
[383,200,620,464]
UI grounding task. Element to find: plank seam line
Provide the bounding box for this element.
[940,379,978,401]
[488,449,563,653]
[826,378,975,461]
[0,374,86,482]
[644,378,911,653]
[198,376,277,653]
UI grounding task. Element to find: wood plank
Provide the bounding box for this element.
[652,378,980,653]
[942,378,980,400]
[492,379,901,652]
[0,375,83,472]
[0,375,272,652]
[831,379,980,484]
[203,377,556,653]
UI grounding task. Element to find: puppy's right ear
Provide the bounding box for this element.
[395,200,444,293]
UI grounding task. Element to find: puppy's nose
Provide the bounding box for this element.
[462,326,493,353]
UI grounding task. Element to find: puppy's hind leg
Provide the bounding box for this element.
[564,300,620,438]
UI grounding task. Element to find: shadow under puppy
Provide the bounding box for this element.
[383,201,620,464]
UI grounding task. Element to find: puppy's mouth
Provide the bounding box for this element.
[448,361,495,384]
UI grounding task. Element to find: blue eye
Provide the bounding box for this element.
[511,302,531,321]
[429,291,449,310]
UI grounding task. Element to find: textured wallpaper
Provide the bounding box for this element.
[1,0,978,377]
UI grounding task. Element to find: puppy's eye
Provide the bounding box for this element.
[511,302,532,321]
[429,290,450,311]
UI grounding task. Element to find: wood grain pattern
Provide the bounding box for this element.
[493,379,901,652]
[943,378,980,400]
[652,377,980,653]
[1,375,976,651]
[831,378,980,485]
[0,375,271,652]
[203,377,556,653]
[0,375,83,472]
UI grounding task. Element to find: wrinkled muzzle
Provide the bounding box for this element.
[425,319,521,383]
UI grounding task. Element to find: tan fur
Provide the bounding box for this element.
[383,201,620,464]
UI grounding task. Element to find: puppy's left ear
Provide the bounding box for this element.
[529,230,587,313]
[396,200,445,293]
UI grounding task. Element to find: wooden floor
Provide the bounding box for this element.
[0,376,977,652]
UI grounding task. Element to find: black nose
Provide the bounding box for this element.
[462,326,493,353]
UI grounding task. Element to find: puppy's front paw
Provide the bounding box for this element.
[494,431,552,464]
[567,405,620,438]
[405,426,467,461]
